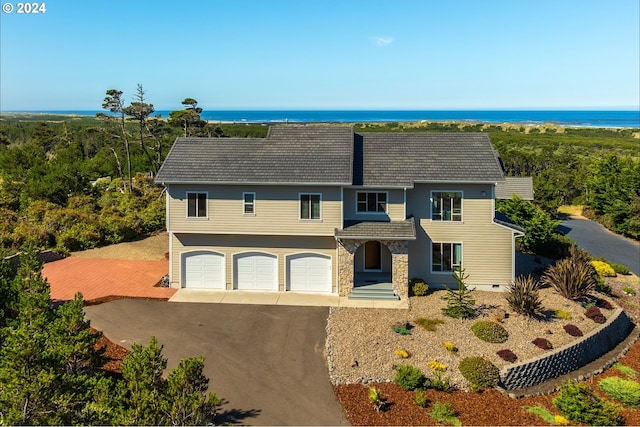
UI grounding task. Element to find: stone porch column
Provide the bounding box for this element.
[336,239,359,296]
[383,240,409,301]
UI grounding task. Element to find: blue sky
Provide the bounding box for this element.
[1,0,638,110]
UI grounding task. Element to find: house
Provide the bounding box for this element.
[154,125,525,301]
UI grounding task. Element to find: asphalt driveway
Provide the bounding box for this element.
[560,217,640,276]
[84,300,349,426]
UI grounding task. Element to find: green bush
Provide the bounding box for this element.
[610,263,630,275]
[553,382,623,425]
[409,277,429,296]
[542,245,597,300]
[414,390,428,408]
[506,275,542,317]
[429,401,461,426]
[470,321,509,343]
[393,364,426,391]
[458,357,500,388]
[598,377,640,407]
[392,323,412,335]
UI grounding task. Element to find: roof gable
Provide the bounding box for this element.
[155,126,353,185]
[354,132,505,187]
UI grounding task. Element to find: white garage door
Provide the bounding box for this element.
[288,254,332,293]
[183,251,225,289]
[234,252,278,291]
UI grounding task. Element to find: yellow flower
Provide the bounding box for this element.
[394,349,410,358]
[554,414,570,425]
[442,341,458,353]
[427,360,447,373]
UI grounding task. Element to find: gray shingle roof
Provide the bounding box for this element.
[155,126,505,187]
[155,126,353,185]
[335,218,416,240]
[496,177,534,200]
[354,132,505,187]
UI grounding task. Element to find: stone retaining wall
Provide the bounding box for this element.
[500,308,634,390]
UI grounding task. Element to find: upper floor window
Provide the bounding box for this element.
[243,192,256,215]
[357,192,387,213]
[187,192,207,218]
[432,242,462,272]
[300,193,321,220]
[431,191,462,221]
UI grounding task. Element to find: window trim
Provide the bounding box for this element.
[299,192,322,221]
[356,191,388,214]
[242,192,256,216]
[431,242,463,273]
[186,191,208,219]
[430,190,463,222]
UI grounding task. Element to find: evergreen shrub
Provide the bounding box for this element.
[470,320,509,343]
[394,364,426,391]
[598,377,640,407]
[458,357,500,388]
[591,260,616,277]
[409,277,429,296]
[553,382,623,426]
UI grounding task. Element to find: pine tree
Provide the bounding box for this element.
[441,268,477,319]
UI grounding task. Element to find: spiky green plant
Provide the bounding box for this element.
[542,245,597,300]
[506,275,543,317]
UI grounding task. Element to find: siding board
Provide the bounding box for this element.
[167,184,342,235]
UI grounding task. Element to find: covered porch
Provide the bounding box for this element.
[335,218,415,301]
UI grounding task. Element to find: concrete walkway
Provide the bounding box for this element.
[170,288,408,309]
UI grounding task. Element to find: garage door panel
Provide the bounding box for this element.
[235,253,277,291]
[183,251,225,289]
[288,254,331,293]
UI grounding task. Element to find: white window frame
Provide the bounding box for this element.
[356,191,388,214]
[243,192,256,216]
[431,242,463,273]
[430,190,463,222]
[186,191,208,218]
[299,192,322,221]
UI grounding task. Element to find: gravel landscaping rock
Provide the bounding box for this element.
[327,287,613,390]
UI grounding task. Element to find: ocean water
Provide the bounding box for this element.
[17,109,640,128]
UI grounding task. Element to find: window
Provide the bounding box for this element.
[357,192,387,213]
[243,192,255,215]
[432,242,462,272]
[300,193,321,220]
[187,192,207,218]
[431,191,462,221]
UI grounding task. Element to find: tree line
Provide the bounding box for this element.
[0,86,268,254]
[0,251,220,425]
[0,93,638,256]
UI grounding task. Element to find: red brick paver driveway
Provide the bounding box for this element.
[43,257,176,303]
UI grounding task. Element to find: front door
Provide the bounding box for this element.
[364,241,381,271]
